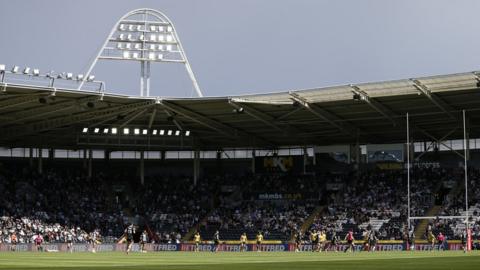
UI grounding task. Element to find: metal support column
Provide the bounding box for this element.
[29,148,33,167]
[251,150,256,174]
[303,146,308,174]
[37,148,43,175]
[140,151,145,186]
[406,113,411,231]
[140,61,145,97]
[88,149,93,178]
[193,150,200,186]
[146,62,151,97]
[463,110,469,234]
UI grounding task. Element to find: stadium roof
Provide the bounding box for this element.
[1,71,480,151]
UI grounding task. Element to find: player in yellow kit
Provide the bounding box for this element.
[256,231,263,252]
[194,231,201,252]
[240,232,247,252]
[319,230,327,252]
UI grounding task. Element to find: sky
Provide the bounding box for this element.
[1,0,480,97]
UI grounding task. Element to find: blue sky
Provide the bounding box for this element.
[1,0,479,97]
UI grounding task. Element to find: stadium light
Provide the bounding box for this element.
[134,128,140,135]
[152,129,158,135]
[82,127,88,133]
[159,129,165,135]
[103,128,109,134]
[123,128,129,135]
[76,74,84,80]
[87,75,95,81]
[0,64,5,72]
[23,67,31,74]
[77,8,204,97]
[175,130,180,136]
[167,130,172,136]
[11,66,19,73]
[94,128,100,133]
[33,69,40,76]
[66,73,73,80]
[185,130,190,136]
[111,127,118,134]
[142,129,148,135]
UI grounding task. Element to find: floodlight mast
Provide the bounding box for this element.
[78,8,203,97]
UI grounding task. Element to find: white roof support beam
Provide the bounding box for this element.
[158,100,276,147]
[2,100,156,139]
[148,108,157,129]
[0,93,46,111]
[118,108,150,128]
[289,92,357,135]
[351,85,397,126]
[228,99,283,132]
[0,96,99,126]
[411,79,456,120]
[164,109,184,130]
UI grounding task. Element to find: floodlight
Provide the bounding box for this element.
[57,73,64,79]
[152,129,158,135]
[123,128,129,135]
[159,129,165,135]
[87,75,95,81]
[185,130,190,136]
[11,66,19,73]
[79,8,205,97]
[158,54,163,60]
[76,74,84,80]
[175,130,180,136]
[167,130,172,136]
[111,128,117,134]
[33,69,40,76]
[103,128,109,134]
[82,127,88,133]
[134,128,140,135]
[166,45,172,51]
[142,129,148,135]
[23,67,31,74]
[123,51,130,58]
[148,52,156,60]
[66,73,73,80]
[158,45,163,51]
[0,64,5,72]
[94,128,100,133]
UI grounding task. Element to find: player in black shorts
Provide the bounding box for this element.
[125,224,135,254]
[330,231,339,252]
[213,230,220,252]
[294,231,302,252]
[368,230,378,252]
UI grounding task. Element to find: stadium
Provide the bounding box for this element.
[1,1,480,270]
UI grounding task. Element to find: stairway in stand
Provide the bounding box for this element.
[292,205,325,241]
[414,205,442,239]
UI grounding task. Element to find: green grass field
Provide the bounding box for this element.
[0,251,478,270]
